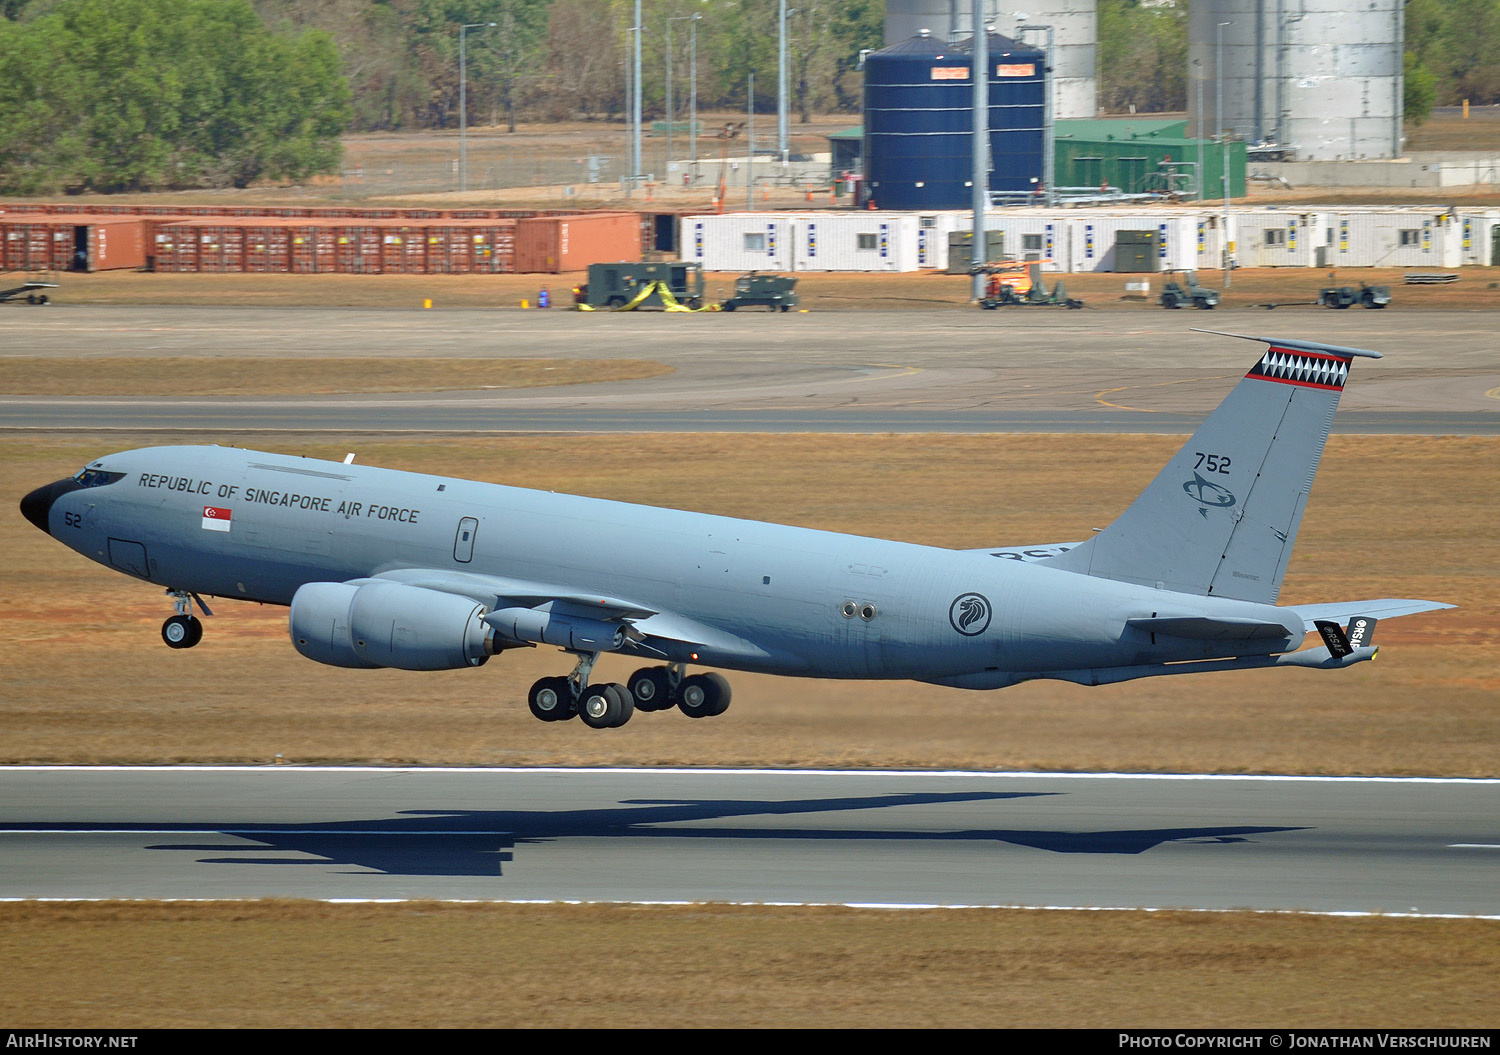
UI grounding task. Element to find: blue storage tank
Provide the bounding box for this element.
[864,30,1046,210]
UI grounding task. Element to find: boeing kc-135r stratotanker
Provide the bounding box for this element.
[20,332,1451,730]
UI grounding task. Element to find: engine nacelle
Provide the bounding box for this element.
[290,581,493,671]
[486,606,626,652]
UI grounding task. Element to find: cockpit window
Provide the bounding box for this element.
[73,468,125,489]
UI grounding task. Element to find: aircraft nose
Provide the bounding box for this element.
[19,478,76,535]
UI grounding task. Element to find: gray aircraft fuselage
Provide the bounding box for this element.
[25,442,1302,688]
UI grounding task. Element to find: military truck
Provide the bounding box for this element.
[720,272,799,312]
[1159,270,1219,309]
[573,261,705,310]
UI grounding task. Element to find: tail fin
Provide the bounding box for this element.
[1045,331,1381,604]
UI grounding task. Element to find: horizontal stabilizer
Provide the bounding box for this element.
[1289,598,1453,632]
[1126,615,1299,641]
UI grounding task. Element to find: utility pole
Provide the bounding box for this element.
[459,21,496,193]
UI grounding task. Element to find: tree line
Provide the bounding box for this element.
[4,0,1495,195]
[240,1,885,134]
[0,0,349,194]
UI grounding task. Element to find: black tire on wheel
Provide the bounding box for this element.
[528,676,575,722]
[26,294,36,304]
[607,296,625,309]
[580,683,633,729]
[688,298,703,310]
[37,295,48,305]
[723,302,736,311]
[627,666,673,712]
[678,672,731,718]
[780,304,790,312]
[162,614,201,649]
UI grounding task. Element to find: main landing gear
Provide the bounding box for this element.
[527,656,732,730]
[160,589,211,649]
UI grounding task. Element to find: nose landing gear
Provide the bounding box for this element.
[161,589,210,649]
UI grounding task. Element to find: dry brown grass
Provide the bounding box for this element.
[0,902,1492,1028]
[20,264,1500,312]
[2,432,1489,775]
[0,357,669,396]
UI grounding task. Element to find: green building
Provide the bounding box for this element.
[1053,118,1246,200]
[827,117,1247,201]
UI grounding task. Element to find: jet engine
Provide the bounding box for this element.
[290,581,494,670]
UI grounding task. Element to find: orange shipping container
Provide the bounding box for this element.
[514,212,641,273]
[87,219,147,271]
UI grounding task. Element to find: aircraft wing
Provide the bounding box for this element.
[370,567,659,619]
[963,542,1084,562]
[363,567,776,659]
[1286,598,1455,632]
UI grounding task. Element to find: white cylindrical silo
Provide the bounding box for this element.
[1189,0,1403,161]
[884,1,1097,119]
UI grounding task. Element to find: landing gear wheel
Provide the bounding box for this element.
[677,672,731,718]
[161,614,203,649]
[528,676,576,722]
[627,666,674,712]
[580,683,633,729]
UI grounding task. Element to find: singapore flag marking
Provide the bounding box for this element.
[202,505,232,532]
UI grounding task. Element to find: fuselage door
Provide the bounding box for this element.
[454,517,479,563]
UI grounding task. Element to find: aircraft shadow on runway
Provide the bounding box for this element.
[10,791,1310,877]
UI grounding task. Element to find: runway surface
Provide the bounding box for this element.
[2,767,1496,916]
[3,307,1497,434]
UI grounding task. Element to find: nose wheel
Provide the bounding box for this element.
[162,613,203,649]
[161,589,210,649]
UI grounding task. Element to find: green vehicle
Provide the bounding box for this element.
[573,261,704,310]
[720,272,799,312]
[1159,270,1219,310]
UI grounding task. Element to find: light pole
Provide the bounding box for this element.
[459,21,496,193]
[778,1,792,165]
[667,14,697,188]
[1193,58,1203,202]
[1217,20,1233,286]
[971,2,988,302]
[747,72,755,212]
[689,13,701,181]
[633,1,643,185]
[1017,20,1054,206]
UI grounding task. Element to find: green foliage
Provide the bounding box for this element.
[1405,0,1500,106]
[1403,52,1437,127]
[1097,0,1185,114]
[0,0,350,194]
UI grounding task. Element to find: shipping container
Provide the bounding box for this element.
[334,225,383,273]
[288,221,339,274]
[514,212,641,273]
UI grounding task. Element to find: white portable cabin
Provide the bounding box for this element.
[683,213,924,272]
